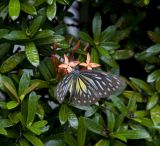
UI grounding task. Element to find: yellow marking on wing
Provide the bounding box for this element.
[78,78,87,93]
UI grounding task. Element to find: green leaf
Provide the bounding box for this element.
[47,2,57,21]
[3,31,29,40]
[7,101,19,109]
[18,72,31,97]
[150,105,160,126]
[111,130,151,141]
[64,132,77,146]
[21,2,37,15]
[45,140,65,146]
[28,16,43,38]
[106,110,115,132]
[113,49,134,60]
[0,128,7,135]
[146,44,160,55]
[28,120,48,135]
[9,0,20,20]
[47,0,54,5]
[147,31,160,43]
[23,132,44,146]
[0,119,13,128]
[127,95,137,112]
[0,43,11,59]
[8,112,20,124]
[92,13,101,42]
[146,93,158,110]
[156,79,160,92]
[100,25,116,42]
[20,81,40,101]
[99,42,120,50]
[144,0,150,5]
[147,69,160,83]
[98,47,118,67]
[95,139,110,146]
[36,104,45,120]
[0,75,19,100]
[130,77,154,95]
[0,29,9,39]
[26,92,39,126]
[78,117,86,146]
[110,95,127,114]
[78,31,94,46]
[91,49,99,63]
[25,42,40,67]
[123,90,144,103]
[68,108,78,129]
[0,51,26,73]
[19,139,30,146]
[59,104,69,125]
[84,117,104,136]
[34,30,55,39]
[132,117,153,128]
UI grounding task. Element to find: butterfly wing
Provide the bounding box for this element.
[71,70,126,105]
[56,73,74,103]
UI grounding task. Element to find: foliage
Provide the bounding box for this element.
[0,0,160,146]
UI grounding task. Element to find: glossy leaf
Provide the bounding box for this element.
[0,128,7,135]
[0,29,9,39]
[111,130,151,141]
[99,42,120,50]
[114,50,134,60]
[92,13,101,42]
[95,139,110,146]
[0,43,11,58]
[64,132,77,146]
[0,119,13,128]
[59,104,69,125]
[68,108,78,129]
[27,120,48,135]
[110,95,127,114]
[147,69,160,83]
[19,139,30,146]
[106,110,115,132]
[127,96,137,112]
[25,42,40,67]
[26,92,39,126]
[7,101,19,109]
[78,31,94,46]
[130,77,154,95]
[28,16,43,37]
[3,31,29,40]
[18,72,31,97]
[47,2,57,21]
[146,93,158,110]
[9,0,20,20]
[23,132,44,146]
[34,30,55,39]
[78,117,86,146]
[21,3,37,15]
[146,44,160,54]
[150,105,160,126]
[0,52,25,73]
[98,47,118,67]
[91,49,99,63]
[84,117,104,136]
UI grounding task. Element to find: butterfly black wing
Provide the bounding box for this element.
[70,70,126,105]
[56,73,74,103]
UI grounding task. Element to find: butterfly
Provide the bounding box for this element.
[55,69,126,105]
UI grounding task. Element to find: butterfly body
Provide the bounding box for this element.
[56,70,126,105]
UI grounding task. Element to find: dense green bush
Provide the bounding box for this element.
[1,0,160,146]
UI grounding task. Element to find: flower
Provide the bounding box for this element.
[58,54,80,73]
[79,53,101,70]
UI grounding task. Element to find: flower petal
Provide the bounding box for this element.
[89,63,101,68]
[58,64,68,68]
[64,54,69,64]
[86,53,91,64]
[79,62,88,67]
[69,61,80,67]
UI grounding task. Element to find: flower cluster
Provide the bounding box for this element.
[58,53,101,73]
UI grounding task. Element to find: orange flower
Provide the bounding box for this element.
[58,54,80,73]
[79,53,101,70]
